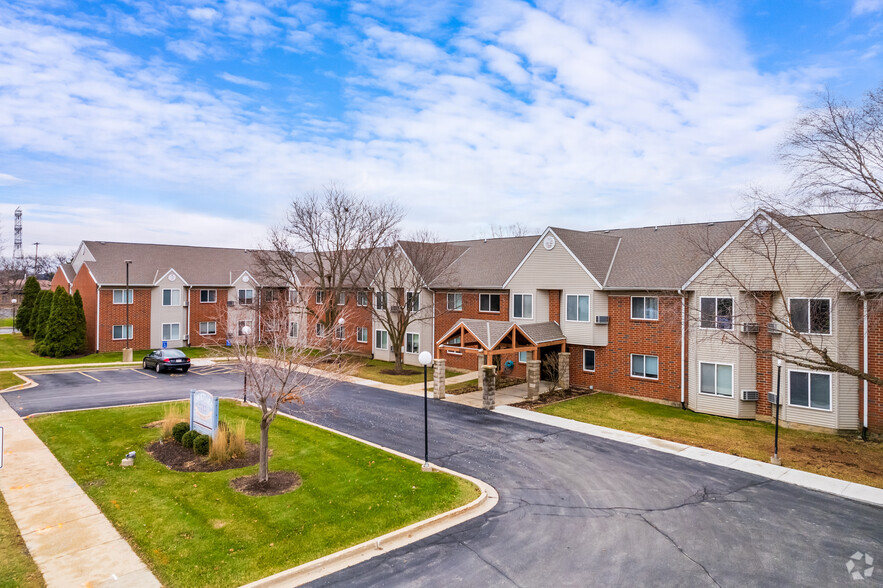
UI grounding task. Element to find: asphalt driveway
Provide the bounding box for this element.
[6,368,883,587]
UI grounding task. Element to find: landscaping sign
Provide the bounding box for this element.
[190,389,219,438]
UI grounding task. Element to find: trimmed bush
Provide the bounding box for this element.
[193,434,210,456]
[181,430,198,448]
[172,422,190,443]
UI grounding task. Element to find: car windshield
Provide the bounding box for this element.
[164,350,187,358]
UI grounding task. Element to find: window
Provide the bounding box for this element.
[789,370,831,410]
[315,290,325,304]
[238,320,253,335]
[375,291,387,310]
[162,323,180,341]
[289,322,299,338]
[357,291,368,307]
[631,354,658,379]
[447,292,462,311]
[566,295,590,322]
[583,349,595,372]
[699,362,733,397]
[479,293,500,313]
[238,289,254,305]
[356,326,368,343]
[198,321,216,335]
[375,329,388,350]
[199,289,216,303]
[288,289,299,304]
[406,291,419,312]
[446,335,462,355]
[316,323,325,337]
[631,297,659,320]
[112,325,133,340]
[162,288,181,306]
[112,289,133,304]
[338,292,346,306]
[790,298,831,335]
[518,351,528,363]
[700,297,733,329]
[335,325,345,340]
[263,289,278,302]
[406,332,419,354]
[513,294,533,319]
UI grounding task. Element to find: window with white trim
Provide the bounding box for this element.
[375,329,388,350]
[566,295,590,322]
[375,291,387,310]
[700,297,733,329]
[335,325,345,340]
[446,335,461,355]
[238,289,254,305]
[631,297,658,320]
[789,370,831,410]
[518,351,528,363]
[357,291,368,307]
[447,292,462,311]
[112,289,133,304]
[289,322,299,338]
[406,291,419,312]
[198,321,216,335]
[699,362,733,397]
[513,294,533,319]
[238,320,252,335]
[479,293,500,313]
[583,349,595,372]
[316,323,325,337]
[356,326,368,343]
[789,298,830,335]
[162,323,180,341]
[112,325,133,340]
[631,354,658,379]
[338,292,346,306]
[162,288,181,306]
[289,289,299,304]
[200,289,216,303]
[315,290,325,304]
[406,332,419,353]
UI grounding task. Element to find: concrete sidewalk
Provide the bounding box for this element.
[0,395,160,587]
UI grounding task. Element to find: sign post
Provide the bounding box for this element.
[189,389,219,439]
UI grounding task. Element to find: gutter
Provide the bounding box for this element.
[96,285,101,352]
[863,295,869,440]
[678,289,686,409]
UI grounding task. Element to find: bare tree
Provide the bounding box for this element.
[372,231,456,373]
[478,222,539,239]
[256,184,403,344]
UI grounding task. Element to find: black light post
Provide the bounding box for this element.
[241,325,252,403]
[418,351,433,471]
[11,298,16,333]
[124,260,132,353]
[772,359,782,465]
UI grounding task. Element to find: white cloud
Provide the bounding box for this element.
[218,72,269,89]
[187,7,219,22]
[0,172,24,185]
[853,0,883,14]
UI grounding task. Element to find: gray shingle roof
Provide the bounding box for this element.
[428,236,539,289]
[446,319,564,348]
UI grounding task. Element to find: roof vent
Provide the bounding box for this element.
[654,226,658,231]
[604,230,610,234]
[483,239,487,244]
[707,223,715,227]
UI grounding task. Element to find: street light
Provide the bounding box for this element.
[241,325,252,404]
[124,260,132,357]
[771,359,782,465]
[418,350,433,471]
[11,298,16,333]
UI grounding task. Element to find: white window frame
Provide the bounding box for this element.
[375,291,387,310]
[698,362,734,398]
[289,321,299,338]
[630,353,658,380]
[112,289,133,304]
[238,289,254,305]
[315,290,325,305]
[375,329,388,350]
[356,326,368,343]
[630,296,659,321]
[479,293,500,313]
[405,332,420,354]
[699,296,734,330]
[199,289,216,303]
[513,293,533,319]
[335,325,345,340]
[788,369,832,411]
[238,320,253,336]
[788,297,832,335]
[162,288,181,307]
[316,323,325,337]
[583,349,595,372]
[357,291,368,307]
[565,294,590,322]
[338,292,346,306]
[445,334,462,355]
[447,292,463,311]
[112,324,133,340]
[198,321,216,336]
[406,291,419,312]
[518,351,528,363]
[162,323,180,341]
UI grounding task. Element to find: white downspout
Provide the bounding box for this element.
[96,285,101,352]
[863,296,869,438]
[186,287,191,347]
[679,290,686,409]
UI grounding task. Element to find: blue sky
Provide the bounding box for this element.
[0,0,881,254]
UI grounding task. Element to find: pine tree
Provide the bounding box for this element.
[16,276,41,337]
[28,290,49,342]
[72,290,87,353]
[32,290,53,350]
[41,287,79,358]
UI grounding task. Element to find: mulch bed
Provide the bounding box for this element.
[146,440,261,473]
[512,388,594,409]
[230,471,301,496]
[380,369,421,376]
[447,376,526,396]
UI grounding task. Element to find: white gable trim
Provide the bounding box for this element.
[232,270,261,287]
[436,320,488,348]
[502,228,603,289]
[155,268,190,287]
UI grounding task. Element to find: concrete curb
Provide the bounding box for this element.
[494,406,883,508]
[240,410,499,588]
[0,372,37,394]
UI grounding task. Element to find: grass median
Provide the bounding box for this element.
[0,490,45,588]
[536,393,883,489]
[353,358,462,386]
[28,400,478,587]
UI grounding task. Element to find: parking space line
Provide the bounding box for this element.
[78,371,101,382]
[130,369,157,379]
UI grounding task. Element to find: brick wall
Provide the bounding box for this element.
[434,290,510,370]
[754,292,774,417]
[49,268,70,293]
[569,294,685,403]
[549,289,560,322]
[862,298,883,433]
[303,289,373,355]
[98,288,151,352]
[71,267,98,351]
[190,288,229,346]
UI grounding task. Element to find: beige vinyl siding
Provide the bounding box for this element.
[150,270,189,348]
[227,275,257,341]
[737,341,757,419]
[836,298,860,429]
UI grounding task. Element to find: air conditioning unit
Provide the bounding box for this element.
[741,323,759,333]
[227,301,235,307]
[390,305,402,313]
[741,390,758,401]
[767,322,781,335]
[767,392,782,405]
[595,315,609,325]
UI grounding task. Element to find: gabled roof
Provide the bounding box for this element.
[438,318,564,349]
[428,236,539,289]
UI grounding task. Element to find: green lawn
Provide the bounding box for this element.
[537,393,883,488]
[0,317,13,327]
[28,401,478,587]
[0,334,218,369]
[0,371,26,391]
[355,358,462,386]
[0,489,45,588]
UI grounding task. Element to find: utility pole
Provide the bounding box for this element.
[32,242,39,276]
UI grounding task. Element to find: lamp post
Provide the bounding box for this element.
[771,359,782,465]
[124,260,132,361]
[337,317,345,352]
[241,325,252,404]
[11,298,16,333]
[418,350,433,471]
